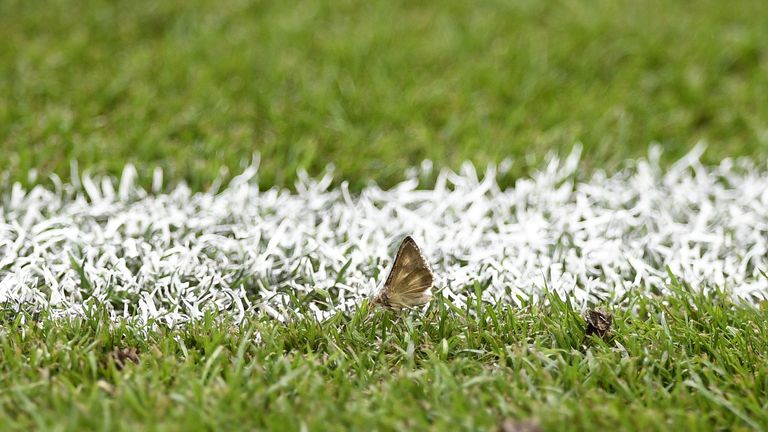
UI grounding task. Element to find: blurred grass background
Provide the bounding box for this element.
[2,3,768,428]
[1,0,766,190]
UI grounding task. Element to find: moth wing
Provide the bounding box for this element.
[382,236,434,308]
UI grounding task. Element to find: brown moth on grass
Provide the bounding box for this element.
[371,236,434,309]
[584,308,613,338]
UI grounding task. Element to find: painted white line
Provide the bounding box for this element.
[1,145,767,324]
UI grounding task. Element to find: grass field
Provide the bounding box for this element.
[2,0,768,189]
[2,290,767,430]
[2,0,768,430]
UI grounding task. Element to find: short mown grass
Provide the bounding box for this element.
[3,0,768,430]
[2,0,768,190]
[1,284,766,431]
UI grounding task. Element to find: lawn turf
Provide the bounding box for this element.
[2,0,768,430]
[1,287,766,431]
[2,0,768,190]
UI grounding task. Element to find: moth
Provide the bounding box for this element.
[584,308,613,338]
[371,235,434,309]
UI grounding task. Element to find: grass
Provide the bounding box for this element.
[2,0,768,190]
[1,285,766,431]
[3,0,768,430]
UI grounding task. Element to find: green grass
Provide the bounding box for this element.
[2,0,767,190]
[3,1,768,430]
[1,286,766,431]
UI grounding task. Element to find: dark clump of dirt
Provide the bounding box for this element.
[584,308,613,339]
[498,418,541,432]
[109,347,140,370]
